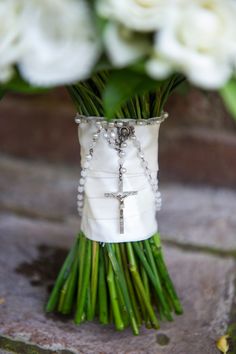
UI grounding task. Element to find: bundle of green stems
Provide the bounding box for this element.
[47,72,183,334]
[46,233,182,335]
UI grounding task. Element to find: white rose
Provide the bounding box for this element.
[0,0,23,83]
[103,23,150,67]
[18,0,100,87]
[96,0,170,32]
[147,0,236,89]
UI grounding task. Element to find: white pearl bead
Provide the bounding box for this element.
[86,154,92,161]
[90,142,96,149]
[137,120,144,125]
[79,178,85,185]
[93,133,98,140]
[75,117,81,124]
[77,194,83,200]
[77,201,83,207]
[164,112,169,119]
[81,169,87,177]
[96,121,102,127]
[110,131,116,139]
[103,132,108,139]
[121,142,127,148]
[78,186,84,192]
[131,135,136,140]
[121,167,127,173]
[138,152,144,158]
[108,122,115,128]
[117,122,123,127]
[119,151,125,157]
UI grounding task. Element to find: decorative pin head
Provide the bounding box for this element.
[117,124,135,143]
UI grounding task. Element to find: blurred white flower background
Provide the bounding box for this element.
[1,0,236,91]
[19,0,100,87]
[146,0,236,89]
[0,0,22,82]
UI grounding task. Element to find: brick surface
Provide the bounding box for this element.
[1,88,236,187]
[159,127,236,187]
[0,213,234,354]
[0,90,77,163]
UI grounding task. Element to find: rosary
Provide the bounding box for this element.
[75,116,164,235]
[104,125,138,234]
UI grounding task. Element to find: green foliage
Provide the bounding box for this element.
[1,73,49,94]
[68,69,185,120]
[102,69,162,118]
[0,87,5,100]
[47,233,183,335]
[220,79,236,120]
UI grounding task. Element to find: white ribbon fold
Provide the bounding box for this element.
[79,121,161,243]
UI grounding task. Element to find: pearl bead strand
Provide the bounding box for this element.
[77,126,102,216]
[131,134,162,211]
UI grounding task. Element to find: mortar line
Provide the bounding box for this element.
[162,239,236,259]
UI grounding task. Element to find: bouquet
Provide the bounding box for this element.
[1,0,236,335]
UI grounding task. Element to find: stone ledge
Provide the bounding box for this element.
[159,183,236,251]
[0,213,235,354]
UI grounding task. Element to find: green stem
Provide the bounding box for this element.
[144,239,173,318]
[75,238,92,324]
[120,244,142,327]
[46,238,78,312]
[106,244,139,335]
[114,244,130,327]
[107,258,124,331]
[98,247,109,324]
[58,243,80,314]
[87,241,100,320]
[140,265,152,328]
[151,234,183,315]
[133,241,173,321]
[126,243,159,329]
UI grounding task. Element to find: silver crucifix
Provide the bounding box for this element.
[104,168,137,234]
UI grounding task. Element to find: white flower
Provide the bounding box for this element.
[103,23,150,67]
[0,0,23,83]
[97,0,170,32]
[147,0,236,89]
[18,0,100,87]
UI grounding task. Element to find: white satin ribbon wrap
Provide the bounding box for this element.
[79,121,160,243]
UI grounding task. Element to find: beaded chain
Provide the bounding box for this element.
[75,114,167,218]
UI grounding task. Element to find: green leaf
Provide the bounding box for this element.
[220,79,236,120]
[0,87,6,100]
[103,69,162,119]
[2,74,49,94]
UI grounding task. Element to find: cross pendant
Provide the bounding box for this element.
[104,190,137,234]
